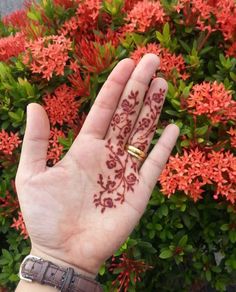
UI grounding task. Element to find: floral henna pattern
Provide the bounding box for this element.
[94,90,140,213]
[93,88,165,213]
[129,88,166,151]
[110,90,139,146]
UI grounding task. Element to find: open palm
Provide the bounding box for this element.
[15,54,179,276]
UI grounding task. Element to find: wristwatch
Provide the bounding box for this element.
[19,255,103,292]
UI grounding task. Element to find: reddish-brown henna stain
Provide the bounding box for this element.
[93,88,165,213]
[129,88,165,151]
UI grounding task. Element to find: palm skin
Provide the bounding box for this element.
[15,54,180,277]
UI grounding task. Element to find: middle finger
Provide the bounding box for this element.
[105,53,160,147]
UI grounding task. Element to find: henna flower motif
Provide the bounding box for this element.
[126,173,137,185]
[112,113,121,125]
[106,159,117,169]
[103,197,114,208]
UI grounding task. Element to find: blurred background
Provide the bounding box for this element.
[0,0,25,16]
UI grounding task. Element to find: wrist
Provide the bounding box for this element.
[30,246,98,279]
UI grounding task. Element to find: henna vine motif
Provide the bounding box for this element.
[93,88,165,213]
[129,88,165,151]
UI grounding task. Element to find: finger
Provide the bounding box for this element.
[105,54,160,146]
[139,124,180,192]
[79,58,136,139]
[16,103,50,181]
[127,78,168,167]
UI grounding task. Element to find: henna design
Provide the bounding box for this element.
[94,90,139,213]
[110,90,139,146]
[93,88,165,213]
[129,88,165,151]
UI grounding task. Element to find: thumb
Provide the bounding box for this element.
[17,103,50,178]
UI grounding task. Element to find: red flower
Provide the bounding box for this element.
[159,147,236,205]
[227,128,236,148]
[43,84,80,126]
[174,0,216,31]
[131,43,189,80]
[76,39,116,73]
[0,33,25,62]
[207,150,236,204]
[226,42,236,58]
[23,35,72,80]
[0,191,19,217]
[187,81,236,124]
[11,211,28,239]
[159,148,210,202]
[47,128,66,165]
[125,0,166,33]
[215,0,236,41]
[0,130,22,155]
[76,0,101,32]
[2,9,28,29]
[68,70,90,97]
[110,254,152,292]
[53,0,76,9]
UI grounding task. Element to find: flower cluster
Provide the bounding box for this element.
[159,148,236,204]
[186,81,236,124]
[60,0,101,36]
[0,130,22,155]
[11,211,28,239]
[110,254,152,292]
[0,33,25,62]
[131,43,189,80]
[227,127,236,148]
[125,0,166,33]
[23,35,72,80]
[2,9,28,29]
[47,127,66,165]
[0,191,19,217]
[43,84,80,126]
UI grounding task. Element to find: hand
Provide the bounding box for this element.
[15,54,179,277]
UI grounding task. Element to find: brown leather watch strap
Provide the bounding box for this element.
[20,256,103,292]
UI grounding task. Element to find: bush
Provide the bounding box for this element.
[0,0,235,291]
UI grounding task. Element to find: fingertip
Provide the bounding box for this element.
[142,53,160,68]
[167,123,180,137]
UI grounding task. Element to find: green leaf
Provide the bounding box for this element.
[159,249,173,259]
[160,205,168,217]
[229,230,236,243]
[205,270,212,282]
[178,235,188,247]
[220,224,229,231]
[195,125,208,136]
[99,264,106,276]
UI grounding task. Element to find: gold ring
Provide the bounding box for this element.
[125,145,146,161]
